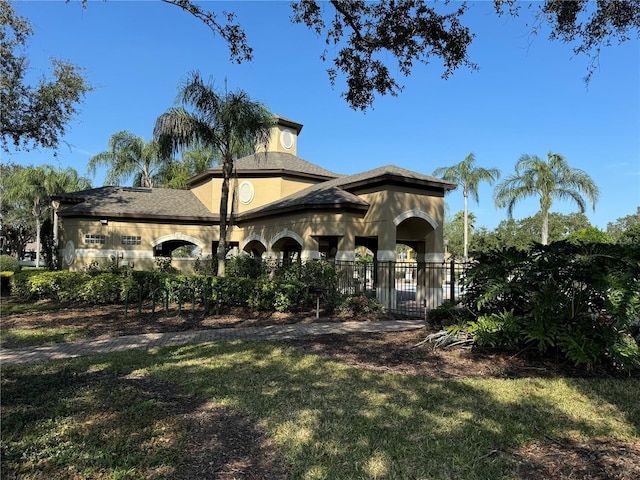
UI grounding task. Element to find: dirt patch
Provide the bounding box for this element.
[1,301,382,344]
[3,302,639,478]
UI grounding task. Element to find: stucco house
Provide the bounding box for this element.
[53,116,456,310]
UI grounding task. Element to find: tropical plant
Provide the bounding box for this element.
[156,145,222,189]
[458,242,640,371]
[88,131,165,188]
[433,153,500,260]
[154,71,273,276]
[1,165,91,268]
[494,152,599,245]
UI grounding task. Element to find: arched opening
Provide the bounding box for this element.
[152,233,204,258]
[151,233,204,272]
[393,214,441,314]
[271,231,303,266]
[241,234,268,258]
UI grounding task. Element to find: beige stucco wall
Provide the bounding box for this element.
[195,176,323,215]
[59,217,215,272]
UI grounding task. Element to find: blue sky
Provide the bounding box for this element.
[7,0,640,231]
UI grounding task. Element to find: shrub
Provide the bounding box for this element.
[155,256,178,274]
[193,255,216,276]
[131,270,167,298]
[1,271,14,294]
[213,277,256,308]
[428,300,473,328]
[0,255,20,273]
[274,261,341,311]
[29,271,87,303]
[247,278,307,312]
[78,273,133,304]
[9,271,36,300]
[458,241,640,371]
[338,294,383,316]
[226,254,265,278]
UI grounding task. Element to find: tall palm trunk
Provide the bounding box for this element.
[216,157,234,276]
[463,186,469,261]
[541,210,549,245]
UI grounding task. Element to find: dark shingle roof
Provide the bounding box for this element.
[187,152,339,186]
[56,187,216,222]
[329,165,457,191]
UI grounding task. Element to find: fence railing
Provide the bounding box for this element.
[331,260,470,318]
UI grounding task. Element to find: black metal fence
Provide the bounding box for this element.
[331,260,470,318]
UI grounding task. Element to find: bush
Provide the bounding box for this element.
[28,271,87,303]
[338,294,383,316]
[428,300,473,328]
[1,272,14,294]
[78,273,133,304]
[213,277,256,308]
[0,255,20,273]
[9,271,36,300]
[248,278,308,312]
[458,241,640,371]
[226,254,265,278]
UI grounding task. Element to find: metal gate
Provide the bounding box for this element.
[333,260,468,318]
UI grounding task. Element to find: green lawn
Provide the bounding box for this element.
[2,341,639,479]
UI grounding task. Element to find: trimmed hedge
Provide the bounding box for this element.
[6,260,346,314]
[0,255,20,273]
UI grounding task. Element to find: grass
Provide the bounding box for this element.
[0,327,89,348]
[2,341,639,479]
[0,299,65,316]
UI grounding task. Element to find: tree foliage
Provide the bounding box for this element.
[88,131,165,188]
[1,164,90,267]
[607,206,640,243]
[471,212,592,254]
[494,152,599,245]
[153,71,273,276]
[71,0,639,111]
[444,210,476,260]
[1,0,93,152]
[435,153,499,260]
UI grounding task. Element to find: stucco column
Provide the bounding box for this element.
[376,225,396,310]
[335,231,355,261]
[420,230,446,310]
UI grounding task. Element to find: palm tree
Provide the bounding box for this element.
[153,71,273,276]
[494,152,599,245]
[3,165,91,268]
[88,131,163,187]
[433,153,500,261]
[155,145,223,189]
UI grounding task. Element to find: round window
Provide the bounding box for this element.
[239,181,255,205]
[280,130,294,150]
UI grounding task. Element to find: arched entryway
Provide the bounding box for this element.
[241,234,268,258]
[151,233,205,272]
[270,230,303,266]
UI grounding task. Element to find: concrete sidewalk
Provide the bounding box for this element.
[0,320,425,365]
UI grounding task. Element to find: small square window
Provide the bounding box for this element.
[121,235,141,246]
[84,234,105,245]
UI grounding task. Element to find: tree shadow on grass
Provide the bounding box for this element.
[147,341,639,479]
[2,341,638,479]
[0,363,288,479]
